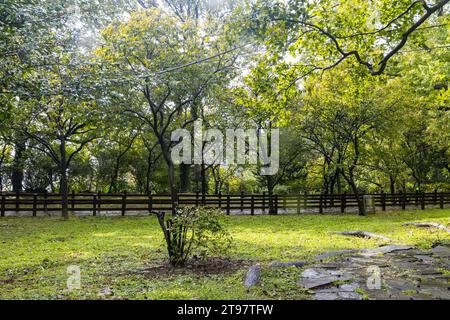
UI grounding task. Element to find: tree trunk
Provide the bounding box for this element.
[267,175,276,215]
[60,138,69,219]
[167,160,178,215]
[211,165,220,194]
[336,168,342,194]
[201,162,207,194]
[389,175,395,194]
[144,143,161,194]
[108,162,120,193]
[321,158,332,195]
[48,169,55,193]
[11,140,26,192]
[194,164,201,192]
[330,169,338,195]
[180,163,191,192]
[214,181,219,194]
[343,136,365,215]
[145,152,153,194]
[349,180,365,216]
[0,144,8,191]
[160,139,178,215]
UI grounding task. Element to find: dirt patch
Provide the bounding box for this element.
[120,258,250,278]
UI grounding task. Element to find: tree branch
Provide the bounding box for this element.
[273,0,449,76]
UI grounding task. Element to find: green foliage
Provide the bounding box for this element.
[0,0,449,197]
[158,206,233,266]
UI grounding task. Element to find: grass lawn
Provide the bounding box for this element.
[0,209,449,300]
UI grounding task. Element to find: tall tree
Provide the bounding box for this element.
[97,8,238,213]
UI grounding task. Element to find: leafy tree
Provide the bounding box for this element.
[294,64,401,214]
[244,0,449,80]
[96,8,238,213]
[16,47,104,218]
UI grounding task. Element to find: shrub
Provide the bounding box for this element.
[152,206,233,266]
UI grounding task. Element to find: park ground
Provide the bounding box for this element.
[0,210,449,300]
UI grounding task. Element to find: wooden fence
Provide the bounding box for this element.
[0,191,449,216]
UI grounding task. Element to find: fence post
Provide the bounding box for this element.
[341,193,346,213]
[202,191,206,206]
[44,191,48,214]
[283,195,287,213]
[297,194,301,214]
[93,193,97,216]
[262,191,266,213]
[98,191,102,212]
[226,194,230,215]
[433,189,437,206]
[401,191,406,210]
[1,194,5,217]
[440,192,444,209]
[251,195,254,215]
[218,192,222,209]
[319,193,323,214]
[148,192,153,212]
[71,190,75,210]
[415,190,419,207]
[240,191,244,212]
[121,191,127,216]
[274,194,279,214]
[32,193,37,217]
[15,191,19,212]
[421,192,425,210]
[381,191,386,212]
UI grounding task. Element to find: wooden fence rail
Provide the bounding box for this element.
[0,191,449,216]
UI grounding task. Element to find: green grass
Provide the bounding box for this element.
[0,209,449,300]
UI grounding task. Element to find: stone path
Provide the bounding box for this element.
[299,244,450,300]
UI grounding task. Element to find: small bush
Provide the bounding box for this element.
[153,206,233,266]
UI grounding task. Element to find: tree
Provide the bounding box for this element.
[15,48,103,218]
[97,8,238,213]
[244,0,449,82]
[297,65,400,214]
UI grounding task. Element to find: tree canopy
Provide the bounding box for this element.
[0,0,449,216]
